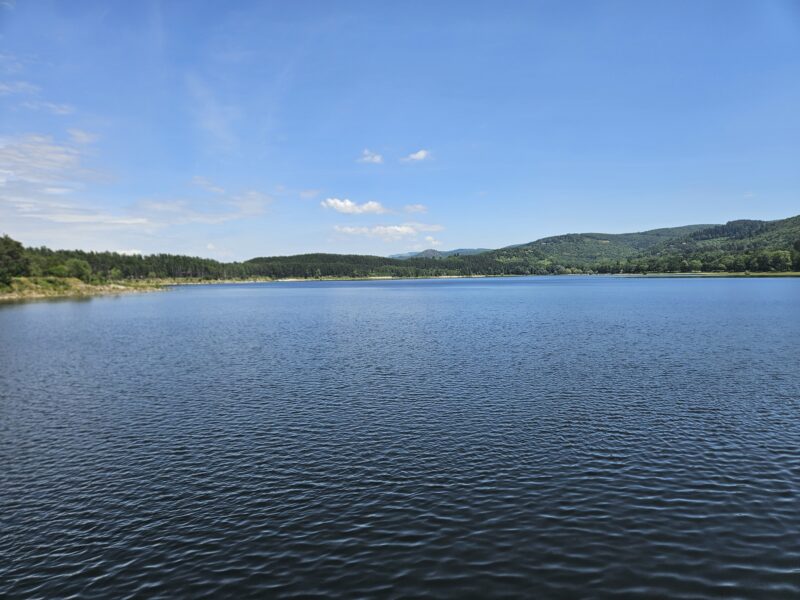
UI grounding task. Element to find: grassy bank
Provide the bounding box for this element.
[0,277,164,302]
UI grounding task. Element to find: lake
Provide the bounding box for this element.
[1,276,799,598]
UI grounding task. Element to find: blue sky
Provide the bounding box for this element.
[1,1,798,259]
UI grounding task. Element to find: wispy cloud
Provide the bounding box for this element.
[321,197,387,214]
[68,129,99,145]
[0,53,24,74]
[229,190,271,216]
[299,189,320,199]
[0,80,39,95]
[20,99,75,115]
[357,148,383,164]
[334,221,443,242]
[133,189,271,226]
[404,203,427,213]
[0,134,81,186]
[0,134,144,228]
[0,133,272,243]
[191,175,226,194]
[402,149,431,162]
[0,63,73,115]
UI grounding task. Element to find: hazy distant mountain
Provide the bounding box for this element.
[390,248,491,259]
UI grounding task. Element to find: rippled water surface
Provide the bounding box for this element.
[2,277,799,598]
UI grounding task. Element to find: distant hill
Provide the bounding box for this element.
[241,217,799,276]
[6,213,799,283]
[488,224,714,266]
[478,217,800,274]
[390,248,491,259]
[651,215,800,255]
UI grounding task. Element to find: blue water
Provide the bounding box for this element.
[1,277,799,598]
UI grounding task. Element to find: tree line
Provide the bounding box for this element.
[2,234,799,286]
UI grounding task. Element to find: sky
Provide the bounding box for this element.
[1,0,798,259]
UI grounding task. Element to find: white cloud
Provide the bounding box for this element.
[118,249,142,256]
[20,99,75,115]
[0,54,24,74]
[0,134,81,186]
[43,186,72,195]
[299,189,320,199]
[334,221,443,242]
[191,175,226,194]
[34,212,148,225]
[335,224,416,240]
[357,148,383,164]
[207,243,216,250]
[68,129,99,145]
[230,190,271,217]
[424,235,442,247]
[0,74,73,116]
[321,197,387,214]
[0,80,39,95]
[0,134,273,244]
[132,190,270,226]
[404,203,427,213]
[406,222,443,232]
[402,149,431,162]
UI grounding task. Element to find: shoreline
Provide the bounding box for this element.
[0,277,164,303]
[228,272,800,282]
[2,271,798,303]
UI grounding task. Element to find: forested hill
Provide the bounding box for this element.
[653,215,800,255]
[488,223,714,266]
[2,214,799,284]
[481,216,800,273]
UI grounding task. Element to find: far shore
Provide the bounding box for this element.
[2,271,798,303]
[623,271,800,278]
[186,271,800,283]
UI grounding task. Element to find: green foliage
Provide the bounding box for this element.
[0,234,30,285]
[489,225,714,267]
[64,258,93,281]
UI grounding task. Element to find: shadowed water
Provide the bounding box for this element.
[1,277,799,598]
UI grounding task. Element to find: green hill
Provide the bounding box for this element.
[652,215,800,255]
[3,214,799,289]
[482,224,715,272]
[633,215,800,273]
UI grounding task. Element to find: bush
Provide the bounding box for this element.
[64,259,93,281]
